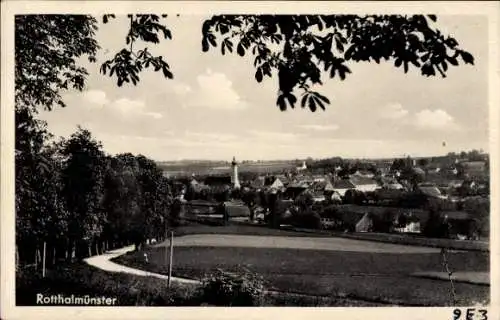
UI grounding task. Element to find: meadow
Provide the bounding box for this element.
[113,225,489,306]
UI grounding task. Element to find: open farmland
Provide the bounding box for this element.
[159,161,296,177]
[114,233,489,306]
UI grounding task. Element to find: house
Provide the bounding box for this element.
[352,170,375,179]
[297,161,308,170]
[412,167,426,176]
[224,201,251,218]
[310,191,326,203]
[350,176,379,193]
[394,221,421,233]
[331,179,356,197]
[380,177,404,190]
[355,213,374,232]
[426,163,441,173]
[417,183,447,200]
[265,176,285,190]
[312,174,327,182]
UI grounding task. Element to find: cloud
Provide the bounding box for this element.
[298,124,339,131]
[380,103,409,119]
[188,69,247,110]
[414,109,459,130]
[82,89,109,106]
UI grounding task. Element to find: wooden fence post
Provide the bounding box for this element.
[167,231,174,289]
[42,242,46,278]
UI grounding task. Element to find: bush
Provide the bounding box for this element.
[371,209,396,233]
[423,210,449,238]
[288,208,322,229]
[198,268,264,306]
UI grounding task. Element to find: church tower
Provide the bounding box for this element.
[231,156,241,189]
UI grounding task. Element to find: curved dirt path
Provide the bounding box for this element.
[84,245,198,284]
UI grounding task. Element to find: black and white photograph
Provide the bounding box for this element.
[1,1,499,319]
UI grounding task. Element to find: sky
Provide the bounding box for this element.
[38,14,490,161]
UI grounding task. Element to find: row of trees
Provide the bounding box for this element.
[16,125,173,269]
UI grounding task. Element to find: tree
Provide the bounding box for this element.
[15,15,98,113]
[417,158,429,167]
[60,127,107,258]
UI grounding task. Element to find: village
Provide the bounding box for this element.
[165,151,490,240]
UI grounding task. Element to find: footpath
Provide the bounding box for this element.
[84,246,198,284]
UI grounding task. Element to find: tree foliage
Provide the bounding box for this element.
[15,14,474,114]
[100,14,174,87]
[200,14,474,111]
[15,15,99,113]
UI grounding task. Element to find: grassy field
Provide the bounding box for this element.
[114,232,489,306]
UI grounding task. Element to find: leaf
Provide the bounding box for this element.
[446,55,459,66]
[255,68,263,83]
[100,63,107,74]
[403,61,408,73]
[338,64,351,80]
[162,29,172,40]
[441,60,448,72]
[427,15,437,22]
[313,91,330,104]
[395,58,402,67]
[344,45,355,60]
[202,38,209,52]
[276,94,286,111]
[225,39,233,53]
[308,96,317,112]
[162,66,173,79]
[335,37,344,53]
[329,64,336,78]
[459,50,474,65]
[219,24,229,35]
[253,56,261,67]
[300,93,308,108]
[208,34,217,47]
[287,94,297,108]
[315,97,325,111]
[237,42,245,57]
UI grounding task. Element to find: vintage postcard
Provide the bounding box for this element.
[1,1,499,320]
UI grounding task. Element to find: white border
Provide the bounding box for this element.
[1,2,499,320]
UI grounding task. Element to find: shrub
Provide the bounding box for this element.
[423,210,449,238]
[198,268,264,306]
[371,209,396,232]
[288,208,322,229]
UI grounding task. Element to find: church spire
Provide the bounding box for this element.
[231,156,240,189]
